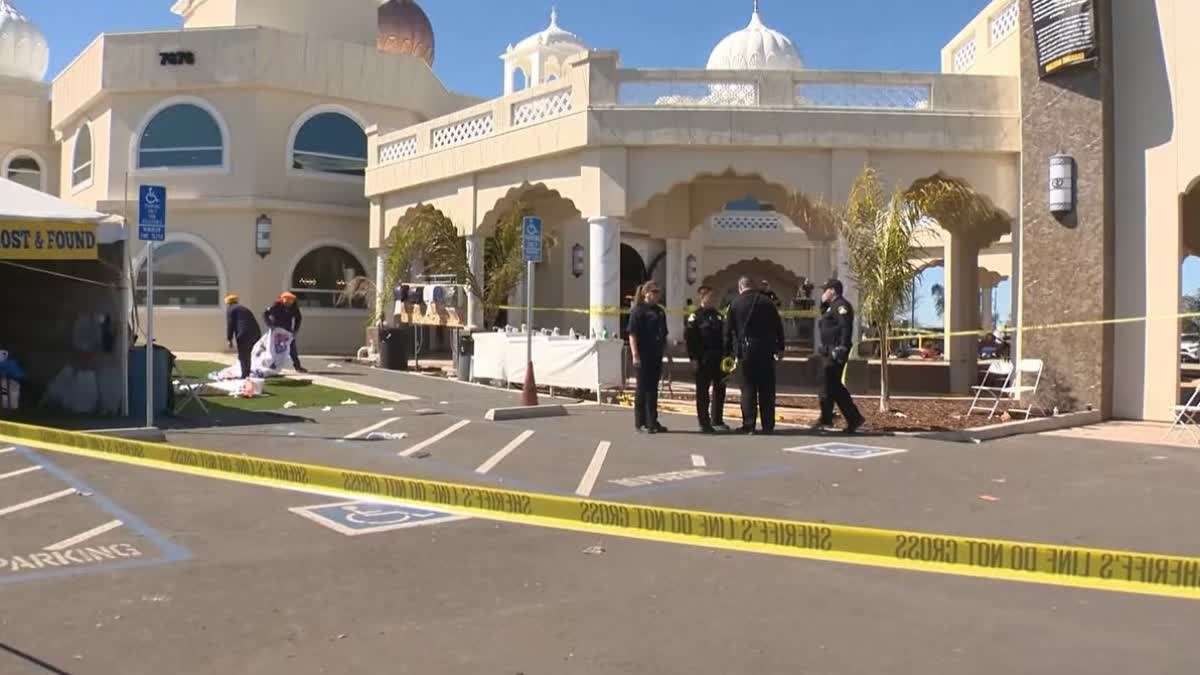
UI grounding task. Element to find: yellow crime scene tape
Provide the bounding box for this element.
[3,420,1200,601]
[496,304,820,319]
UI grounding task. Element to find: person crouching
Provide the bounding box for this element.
[225,294,262,379]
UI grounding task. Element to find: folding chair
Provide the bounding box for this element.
[968,360,1014,419]
[172,363,209,416]
[1164,383,1200,443]
[1004,358,1045,420]
[659,352,675,399]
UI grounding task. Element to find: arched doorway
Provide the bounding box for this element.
[620,244,647,337]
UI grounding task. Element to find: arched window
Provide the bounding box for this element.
[135,241,222,307]
[5,155,41,191]
[290,246,367,308]
[512,68,528,92]
[137,103,225,169]
[291,112,367,177]
[72,125,93,188]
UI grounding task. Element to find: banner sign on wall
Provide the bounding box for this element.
[1029,0,1099,78]
[0,221,98,260]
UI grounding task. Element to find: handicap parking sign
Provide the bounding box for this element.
[782,442,908,460]
[288,500,468,536]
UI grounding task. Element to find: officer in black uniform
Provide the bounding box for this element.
[724,276,785,435]
[627,281,669,434]
[815,279,865,434]
[685,286,730,434]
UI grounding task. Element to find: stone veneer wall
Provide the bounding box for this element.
[1017,0,1116,415]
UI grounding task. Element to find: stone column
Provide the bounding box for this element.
[944,233,981,394]
[374,252,387,324]
[980,284,994,331]
[465,235,484,329]
[665,238,686,344]
[589,216,621,338]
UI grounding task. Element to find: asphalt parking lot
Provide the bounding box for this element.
[4,365,1200,673]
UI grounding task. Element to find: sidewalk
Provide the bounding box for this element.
[1044,420,1200,449]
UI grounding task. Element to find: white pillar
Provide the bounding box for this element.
[980,284,994,331]
[945,234,981,393]
[665,238,686,344]
[503,58,515,96]
[589,216,620,338]
[374,252,387,324]
[465,235,484,329]
[530,49,542,87]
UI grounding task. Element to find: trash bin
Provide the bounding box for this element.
[456,331,474,382]
[128,345,170,423]
[379,326,412,371]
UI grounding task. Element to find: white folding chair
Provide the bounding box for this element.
[1164,383,1200,443]
[968,360,1014,419]
[1004,358,1045,420]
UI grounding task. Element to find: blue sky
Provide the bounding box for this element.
[35,0,1184,327]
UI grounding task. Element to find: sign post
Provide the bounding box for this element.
[138,185,166,427]
[521,216,543,406]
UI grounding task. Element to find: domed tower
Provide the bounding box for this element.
[706,1,802,71]
[0,0,49,82]
[378,0,435,67]
[502,8,587,95]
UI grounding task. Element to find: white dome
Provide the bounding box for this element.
[706,2,802,71]
[513,8,586,53]
[0,0,48,81]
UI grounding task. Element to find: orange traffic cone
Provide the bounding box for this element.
[522,361,539,406]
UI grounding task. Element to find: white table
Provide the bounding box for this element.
[471,332,624,398]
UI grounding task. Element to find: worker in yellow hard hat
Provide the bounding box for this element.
[264,291,307,373]
[225,294,261,379]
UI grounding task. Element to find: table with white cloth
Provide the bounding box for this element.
[470,332,624,397]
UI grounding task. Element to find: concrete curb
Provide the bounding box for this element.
[919,410,1103,443]
[301,373,418,403]
[90,427,167,443]
[484,405,568,421]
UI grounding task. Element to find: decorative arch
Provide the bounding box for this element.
[132,232,227,309]
[71,121,94,191]
[130,96,231,173]
[477,182,582,237]
[286,104,369,180]
[511,66,529,93]
[701,258,804,308]
[2,148,48,192]
[281,239,371,311]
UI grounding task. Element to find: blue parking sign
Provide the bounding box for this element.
[289,500,468,536]
[138,185,167,241]
[522,216,542,263]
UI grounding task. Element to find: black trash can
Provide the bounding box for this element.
[456,331,474,382]
[380,326,413,371]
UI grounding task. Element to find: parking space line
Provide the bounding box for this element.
[0,446,14,455]
[0,465,41,481]
[575,441,611,497]
[0,488,76,517]
[344,417,403,440]
[399,420,471,457]
[44,519,123,551]
[691,454,706,468]
[476,430,535,474]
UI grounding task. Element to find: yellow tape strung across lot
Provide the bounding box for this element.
[3,419,1199,601]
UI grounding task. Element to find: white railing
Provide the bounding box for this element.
[512,87,574,126]
[431,112,495,150]
[796,83,932,110]
[378,135,417,163]
[617,80,760,107]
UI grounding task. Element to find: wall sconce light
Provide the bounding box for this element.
[255,214,272,258]
[571,243,585,278]
[1049,154,1076,215]
[686,254,698,285]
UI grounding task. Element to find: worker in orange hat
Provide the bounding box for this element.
[264,292,307,373]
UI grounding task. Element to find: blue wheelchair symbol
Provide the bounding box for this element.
[290,500,468,536]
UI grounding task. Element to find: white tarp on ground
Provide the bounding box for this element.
[471,333,624,391]
[0,177,107,222]
[210,328,295,381]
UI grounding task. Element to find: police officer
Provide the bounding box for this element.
[815,279,865,434]
[627,281,669,434]
[685,286,730,434]
[724,276,785,435]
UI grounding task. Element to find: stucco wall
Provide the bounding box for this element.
[941,0,1021,77]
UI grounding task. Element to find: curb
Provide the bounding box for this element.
[484,405,569,421]
[90,427,167,443]
[919,410,1103,443]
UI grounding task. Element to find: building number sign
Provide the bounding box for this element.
[159,51,196,66]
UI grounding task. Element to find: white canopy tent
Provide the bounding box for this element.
[0,177,132,417]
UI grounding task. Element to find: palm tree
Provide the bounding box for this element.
[840,167,928,413]
[930,283,945,319]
